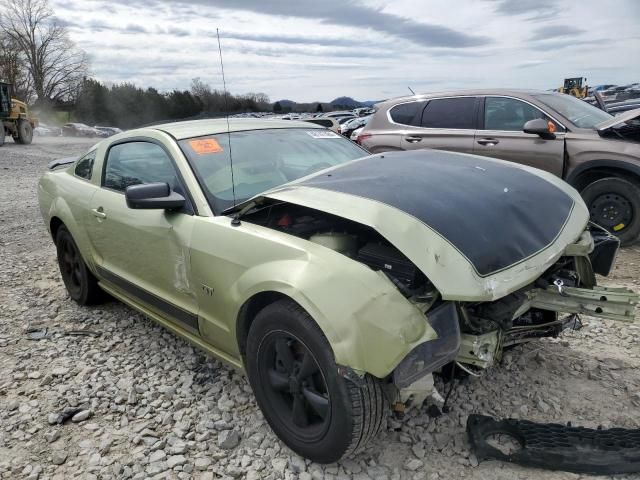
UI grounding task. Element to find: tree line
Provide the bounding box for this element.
[74,78,271,129]
[0,0,272,128]
[0,0,342,129]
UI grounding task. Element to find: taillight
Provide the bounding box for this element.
[357,133,372,145]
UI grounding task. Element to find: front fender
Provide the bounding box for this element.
[231,250,439,378]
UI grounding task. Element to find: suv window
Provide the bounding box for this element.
[420,97,476,129]
[389,101,426,126]
[103,141,179,192]
[74,151,96,180]
[484,97,553,131]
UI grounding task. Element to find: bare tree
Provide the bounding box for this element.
[0,0,88,104]
[0,32,33,101]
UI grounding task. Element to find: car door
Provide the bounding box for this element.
[474,96,565,177]
[399,97,478,153]
[86,139,199,334]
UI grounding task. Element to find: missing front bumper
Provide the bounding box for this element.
[467,414,640,475]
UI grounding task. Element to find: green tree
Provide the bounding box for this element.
[315,103,323,113]
[273,101,282,113]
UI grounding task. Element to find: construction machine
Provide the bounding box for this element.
[558,77,589,99]
[1,82,38,146]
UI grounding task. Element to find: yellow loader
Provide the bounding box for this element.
[0,82,38,146]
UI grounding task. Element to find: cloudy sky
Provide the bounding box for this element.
[51,0,640,102]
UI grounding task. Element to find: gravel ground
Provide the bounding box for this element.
[1,137,639,480]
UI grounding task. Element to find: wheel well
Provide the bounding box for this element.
[50,217,64,240]
[236,291,290,359]
[570,167,640,192]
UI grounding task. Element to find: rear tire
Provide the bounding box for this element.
[55,226,103,305]
[16,120,33,145]
[581,177,640,246]
[0,126,4,146]
[245,299,386,463]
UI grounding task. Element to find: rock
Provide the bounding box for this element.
[51,367,69,376]
[271,458,287,473]
[404,459,424,471]
[44,430,61,443]
[167,455,187,468]
[149,450,166,463]
[71,410,91,423]
[289,455,306,473]
[47,413,59,425]
[169,440,187,454]
[51,450,68,465]
[217,430,240,450]
[194,457,211,471]
[127,389,138,405]
[27,371,41,379]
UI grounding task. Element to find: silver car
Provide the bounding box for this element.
[359,90,640,245]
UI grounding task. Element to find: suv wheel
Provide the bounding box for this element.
[246,299,386,463]
[55,226,103,304]
[581,177,640,246]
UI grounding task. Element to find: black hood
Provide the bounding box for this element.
[297,150,575,277]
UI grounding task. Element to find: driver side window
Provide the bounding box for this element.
[484,97,555,131]
[103,141,179,192]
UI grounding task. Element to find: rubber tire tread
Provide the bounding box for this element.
[55,225,104,305]
[246,299,386,463]
[581,177,640,246]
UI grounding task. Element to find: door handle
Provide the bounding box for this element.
[91,207,107,219]
[477,138,499,146]
[404,135,422,143]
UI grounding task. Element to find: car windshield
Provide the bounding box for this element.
[179,128,367,212]
[532,93,613,129]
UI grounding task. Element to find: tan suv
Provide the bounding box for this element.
[359,90,640,245]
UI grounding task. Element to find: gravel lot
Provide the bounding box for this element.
[1,137,639,480]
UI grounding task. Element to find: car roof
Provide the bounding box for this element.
[149,118,322,140]
[378,88,558,106]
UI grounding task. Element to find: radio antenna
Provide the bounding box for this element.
[217,28,236,205]
[408,86,415,95]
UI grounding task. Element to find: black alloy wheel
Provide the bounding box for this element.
[245,300,386,463]
[259,331,331,440]
[55,226,103,305]
[581,177,640,246]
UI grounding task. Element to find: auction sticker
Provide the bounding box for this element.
[306,130,341,139]
[189,138,224,154]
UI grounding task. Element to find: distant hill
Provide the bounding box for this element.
[272,97,382,112]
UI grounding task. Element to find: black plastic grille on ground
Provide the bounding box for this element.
[467,414,640,475]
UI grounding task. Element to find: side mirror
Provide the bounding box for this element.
[523,118,556,139]
[125,182,185,210]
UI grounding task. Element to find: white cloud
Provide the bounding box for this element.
[51,0,640,102]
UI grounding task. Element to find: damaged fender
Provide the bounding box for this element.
[190,217,440,378]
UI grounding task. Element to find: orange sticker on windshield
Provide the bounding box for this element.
[189,138,223,154]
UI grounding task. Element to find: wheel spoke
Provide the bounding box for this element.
[302,387,329,419]
[267,368,289,391]
[275,338,295,373]
[292,395,309,427]
[296,351,319,381]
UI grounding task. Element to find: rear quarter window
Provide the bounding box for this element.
[74,151,96,180]
[389,101,426,126]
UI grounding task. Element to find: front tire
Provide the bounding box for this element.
[16,120,33,145]
[55,226,103,305]
[581,177,640,246]
[246,300,386,463]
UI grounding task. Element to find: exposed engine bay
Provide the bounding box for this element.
[242,201,634,379]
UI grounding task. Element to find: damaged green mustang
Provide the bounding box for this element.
[38,119,638,463]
